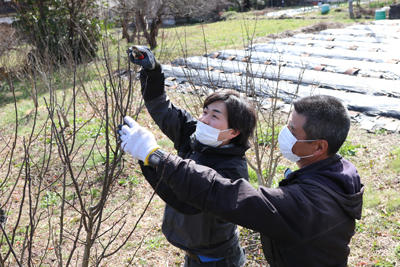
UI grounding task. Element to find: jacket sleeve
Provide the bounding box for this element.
[140,67,196,152]
[139,161,246,215]
[140,161,200,214]
[154,153,298,242]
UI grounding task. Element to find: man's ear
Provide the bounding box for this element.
[314,139,329,156]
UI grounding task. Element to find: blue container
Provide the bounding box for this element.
[375,9,386,20]
[321,4,330,14]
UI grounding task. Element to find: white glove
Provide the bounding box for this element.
[119,116,160,164]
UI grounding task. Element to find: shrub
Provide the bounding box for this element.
[15,0,101,64]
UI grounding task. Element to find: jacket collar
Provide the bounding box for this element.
[280,154,342,186]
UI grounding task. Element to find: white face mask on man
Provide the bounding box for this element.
[278,126,316,162]
[195,121,232,147]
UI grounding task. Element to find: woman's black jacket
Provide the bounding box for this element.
[139,66,250,257]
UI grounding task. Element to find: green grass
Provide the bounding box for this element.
[339,140,361,157]
[155,19,314,61]
[153,12,365,62]
[40,191,60,208]
[363,186,381,209]
[395,245,400,260]
[364,188,400,215]
[118,175,139,187]
[389,147,400,173]
[367,0,397,8]
[248,167,261,187]
[145,234,166,249]
[248,164,288,188]
[385,190,400,213]
[75,117,105,140]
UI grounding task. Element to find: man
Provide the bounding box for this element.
[120,91,363,265]
[125,46,257,266]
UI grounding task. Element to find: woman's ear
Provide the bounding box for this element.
[229,129,240,139]
[219,129,240,142]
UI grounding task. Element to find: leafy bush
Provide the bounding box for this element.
[15,0,101,64]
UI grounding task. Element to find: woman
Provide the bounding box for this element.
[128,46,256,266]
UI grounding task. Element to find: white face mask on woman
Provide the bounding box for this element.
[278,126,316,162]
[195,121,232,147]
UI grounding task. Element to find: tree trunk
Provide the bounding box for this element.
[148,16,162,49]
[232,0,243,11]
[135,10,151,45]
[135,6,163,49]
[243,0,251,10]
[121,16,131,43]
[82,219,93,267]
[348,0,354,19]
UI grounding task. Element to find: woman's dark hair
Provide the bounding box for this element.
[203,89,256,147]
[293,95,350,155]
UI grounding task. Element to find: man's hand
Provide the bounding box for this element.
[127,45,156,70]
[118,116,160,164]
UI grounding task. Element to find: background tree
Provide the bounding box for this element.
[242,0,252,10]
[349,0,355,19]
[14,0,101,64]
[117,0,230,49]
